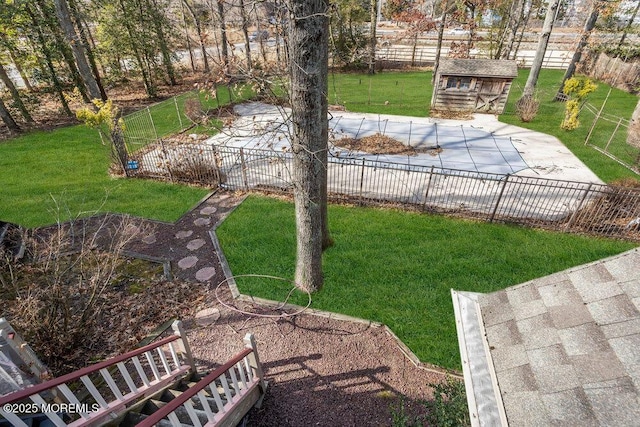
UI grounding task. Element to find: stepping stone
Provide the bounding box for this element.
[187,238,206,251]
[195,308,220,326]
[200,206,217,215]
[194,217,211,227]
[195,267,216,282]
[178,256,198,270]
[142,234,156,244]
[175,230,193,239]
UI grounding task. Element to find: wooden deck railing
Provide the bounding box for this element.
[136,333,267,427]
[0,321,195,427]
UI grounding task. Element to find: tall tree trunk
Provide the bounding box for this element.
[118,0,156,97]
[0,63,33,123]
[498,0,524,59]
[0,96,20,132]
[25,3,74,117]
[289,0,330,293]
[53,0,103,101]
[66,0,107,100]
[510,1,533,60]
[368,0,377,75]
[432,10,447,86]
[618,0,640,48]
[180,0,197,71]
[239,0,252,69]
[217,0,229,71]
[35,0,90,103]
[149,0,177,85]
[520,0,560,100]
[555,3,600,101]
[0,35,35,92]
[183,0,210,73]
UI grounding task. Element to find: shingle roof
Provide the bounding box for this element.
[453,248,640,426]
[438,59,518,79]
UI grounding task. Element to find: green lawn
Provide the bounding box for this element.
[217,195,637,370]
[501,69,640,183]
[0,84,261,228]
[0,125,208,228]
[328,71,433,116]
[329,69,640,183]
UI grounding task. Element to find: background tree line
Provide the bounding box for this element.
[0,0,638,132]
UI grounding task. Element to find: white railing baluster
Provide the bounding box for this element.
[197,390,216,421]
[229,367,241,396]
[0,409,30,426]
[57,384,90,419]
[168,341,181,370]
[167,412,182,427]
[100,368,124,400]
[156,346,172,376]
[0,334,196,427]
[80,375,109,409]
[243,357,254,382]
[183,400,203,427]
[219,374,234,404]
[236,361,248,389]
[117,361,138,394]
[132,356,150,387]
[145,351,162,382]
[30,394,67,427]
[209,382,225,413]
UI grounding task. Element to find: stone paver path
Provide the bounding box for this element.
[99,192,244,284]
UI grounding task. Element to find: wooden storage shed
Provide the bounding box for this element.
[431,59,518,114]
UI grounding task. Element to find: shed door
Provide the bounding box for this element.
[475,80,505,113]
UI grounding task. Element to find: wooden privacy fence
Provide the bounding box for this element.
[127,143,640,241]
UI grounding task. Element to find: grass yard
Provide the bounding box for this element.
[328,71,433,117]
[501,69,640,183]
[329,69,640,183]
[0,125,209,228]
[217,195,638,370]
[0,84,261,228]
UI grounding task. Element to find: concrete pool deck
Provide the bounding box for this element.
[205,102,603,185]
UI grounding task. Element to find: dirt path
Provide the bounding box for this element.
[186,285,449,426]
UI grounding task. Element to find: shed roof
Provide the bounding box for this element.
[438,59,518,79]
[452,248,640,426]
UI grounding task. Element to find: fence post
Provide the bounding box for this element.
[359,159,366,205]
[160,138,175,183]
[585,87,612,146]
[174,96,183,130]
[408,121,412,147]
[172,320,197,373]
[240,147,249,191]
[490,175,510,222]
[565,183,594,230]
[604,118,623,153]
[244,333,267,407]
[422,165,435,211]
[148,106,159,141]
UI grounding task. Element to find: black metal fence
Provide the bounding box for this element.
[127,143,640,241]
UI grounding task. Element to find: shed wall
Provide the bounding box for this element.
[432,76,512,114]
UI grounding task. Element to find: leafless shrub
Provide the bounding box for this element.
[0,215,149,374]
[570,178,640,235]
[170,154,226,186]
[184,98,207,125]
[516,94,540,123]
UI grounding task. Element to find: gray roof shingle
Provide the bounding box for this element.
[453,248,640,426]
[438,59,518,78]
